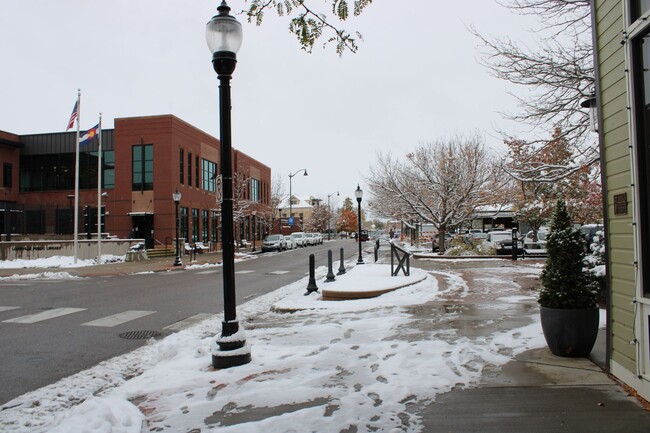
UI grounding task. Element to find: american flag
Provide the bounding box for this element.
[66,101,78,130]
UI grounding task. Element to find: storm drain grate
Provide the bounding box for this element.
[119,330,161,340]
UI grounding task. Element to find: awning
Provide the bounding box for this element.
[127,212,154,216]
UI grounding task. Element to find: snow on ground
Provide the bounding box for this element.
[0,255,124,269]
[0,271,83,280]
[0,262,547,433]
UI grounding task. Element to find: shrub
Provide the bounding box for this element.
[538,199,599,309]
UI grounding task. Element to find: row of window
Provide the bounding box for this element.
[179,148,217,192]
[20,151,115,192]
[177,207,263,243]
[178,207,217,243]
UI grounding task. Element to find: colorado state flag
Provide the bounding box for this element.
[79,124,99,146]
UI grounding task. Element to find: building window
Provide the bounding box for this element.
[211,210,218,243]
[632,29,650,296]
[195,155,200,188]
[250,178,259,202]
[180,149,184,185]
[191,208,199,242]
[3,163,12,188]
[180,207,188,242]
[188,152,192,187]
[103,150,115,189]
[632,0,650,21]
[132,144,153,191]
[202,159,217,192]
[202,209,209,242]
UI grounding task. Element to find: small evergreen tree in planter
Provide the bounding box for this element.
[538,199,600,357]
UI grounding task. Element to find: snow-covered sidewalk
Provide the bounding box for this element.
[1,262,549,433]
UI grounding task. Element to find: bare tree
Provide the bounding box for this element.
[244,0,374,54]
[471,0,598,182]
[305,203,330,233]
[366,132,501,250]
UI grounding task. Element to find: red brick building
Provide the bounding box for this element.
[0,115,271,251]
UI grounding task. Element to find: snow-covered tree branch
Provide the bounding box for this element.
[366,132,502,250]
[471,0,599,181]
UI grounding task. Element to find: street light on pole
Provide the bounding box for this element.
[355,185,364,264]
[206,1,250,369]
[173,190,182,266]
[278,208,282,236]
[327,191,339,241]
[288,168,308,223]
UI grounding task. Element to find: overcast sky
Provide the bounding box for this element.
[0,0,539,208]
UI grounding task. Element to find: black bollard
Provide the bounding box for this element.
[337,247,346,275]
[305,253,319,295]
[326,250,336,282]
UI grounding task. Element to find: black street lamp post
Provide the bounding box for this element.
[355,185,364,264]
[278,208,282,236]
[288,169,308,223]
[206,1,250,368]
[327,191,339,241]
[173,189,182,266]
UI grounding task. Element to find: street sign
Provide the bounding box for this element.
[216,175,223,204]
[288,216,294,226]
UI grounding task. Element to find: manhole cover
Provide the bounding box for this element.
[119,330,161,340]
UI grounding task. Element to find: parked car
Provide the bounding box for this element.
[303,233,316,246]
[485,230,523,256]
[284,235,296,250]
[522,229,548,256]
[261,234,287,252]
[313,233,323,245]
[291,232,307,247]
[580,224,604,244]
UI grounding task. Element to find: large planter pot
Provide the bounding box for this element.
[540,306,599,358]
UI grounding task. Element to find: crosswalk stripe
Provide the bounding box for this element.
[0,306,20,313]
[81,310,155,327]
[3,307,86,324]
[196,270,218,275]
[235,270,255,274]
[163,313,214,331]
[268,270,290,275]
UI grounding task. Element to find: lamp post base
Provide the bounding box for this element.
[212,320,252,369]
[173,257,183,266]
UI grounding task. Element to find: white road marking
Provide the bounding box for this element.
[268,271,290,275]
[0,306,20,313]
[81,310,155,327]
[235,270,255,274]
[3,307,86,324]
[163,313,214,332]
[196,270,218,275]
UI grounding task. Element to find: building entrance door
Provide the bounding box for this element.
[131,215,154,249]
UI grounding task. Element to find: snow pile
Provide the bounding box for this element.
[0,255,124,269]
[0,271,82,280]
[0,263,546,433]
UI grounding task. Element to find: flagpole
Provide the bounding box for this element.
[73,89,81,264]
[97,113,103,265]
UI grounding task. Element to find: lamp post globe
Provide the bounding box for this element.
[173,190,182,266]
[355,185,364,264]
[206,1,250,369]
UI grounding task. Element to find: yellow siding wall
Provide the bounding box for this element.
[594,0,637,372]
